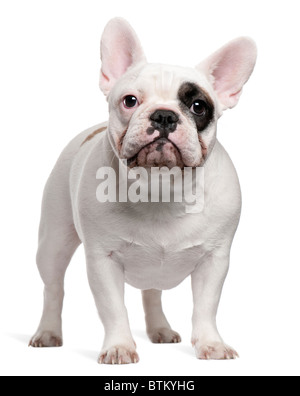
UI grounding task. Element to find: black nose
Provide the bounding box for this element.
[150,110,179,126]
[149,110,179,137]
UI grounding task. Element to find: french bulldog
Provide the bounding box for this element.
[29,18,257,364]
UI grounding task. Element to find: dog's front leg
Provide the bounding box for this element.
[86,251,138,364]
[191,249,239,360]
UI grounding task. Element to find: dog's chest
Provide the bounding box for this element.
[116,241,203,290]
[109,211,209,290]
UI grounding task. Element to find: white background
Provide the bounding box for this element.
[1,0,300,376]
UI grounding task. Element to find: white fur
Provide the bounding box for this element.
[30,18,256,363]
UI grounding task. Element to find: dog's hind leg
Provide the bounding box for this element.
[29,224,80,347]
[29,150,81,348]
[142,289,181,344]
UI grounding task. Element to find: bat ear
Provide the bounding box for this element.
[99,18,146,96]
[197,37,257,110]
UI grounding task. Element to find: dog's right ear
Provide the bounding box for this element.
[99,18,146,96]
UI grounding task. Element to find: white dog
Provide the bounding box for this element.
[29,18,257,364]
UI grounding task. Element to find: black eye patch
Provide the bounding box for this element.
[178,82,214,132]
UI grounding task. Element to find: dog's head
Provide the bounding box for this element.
[100,18,257,169]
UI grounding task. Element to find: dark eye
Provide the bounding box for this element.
[190,100,207,116]
[123,95,139,109]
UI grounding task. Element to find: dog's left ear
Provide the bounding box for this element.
[197,37,257,110]
[100,18,146,96]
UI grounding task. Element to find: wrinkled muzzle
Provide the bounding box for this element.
[127,137,184,169]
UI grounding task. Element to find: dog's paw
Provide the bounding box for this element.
[148,327,181,344]
[193,340,238,360]
[29,331,63,348]
[98,346,139,365]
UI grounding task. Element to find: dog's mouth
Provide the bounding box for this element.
[126,137,184,169]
